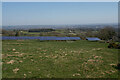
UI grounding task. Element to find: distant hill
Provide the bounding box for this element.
[2,24,118,30]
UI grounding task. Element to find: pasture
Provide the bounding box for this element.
[2,40,119,78]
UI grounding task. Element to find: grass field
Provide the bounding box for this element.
[2,40,119,78]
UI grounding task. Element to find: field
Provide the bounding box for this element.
[2,40,119,78]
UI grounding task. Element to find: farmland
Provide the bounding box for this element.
[2,40,119,78]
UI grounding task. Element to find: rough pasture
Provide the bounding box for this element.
[2,40,118,78]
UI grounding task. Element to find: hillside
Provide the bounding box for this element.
[2,40,119,78]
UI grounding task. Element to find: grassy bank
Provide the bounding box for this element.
[2,40,119,78]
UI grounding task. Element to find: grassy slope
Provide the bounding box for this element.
[2,40,119,78]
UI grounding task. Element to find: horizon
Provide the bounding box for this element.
[2,23,118,30]
[2,23,118,26]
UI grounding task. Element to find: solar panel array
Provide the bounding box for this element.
[86,37,101,41]
[2,36,81,40]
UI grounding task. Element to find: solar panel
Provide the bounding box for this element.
[39,37,81,40]
[2,36,81,40]
[86,37,101,41]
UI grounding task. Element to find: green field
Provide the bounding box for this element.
[2,40,119,78]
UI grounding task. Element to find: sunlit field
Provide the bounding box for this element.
[2,40,118,78]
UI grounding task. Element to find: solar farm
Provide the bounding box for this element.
[2,36,81,40]
[2,36,101,41]
[2,39,119,78]
[86,37,101,41]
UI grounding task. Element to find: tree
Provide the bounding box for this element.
[15,31,21,36]
[2,29,16,36]
[98,26,116,40]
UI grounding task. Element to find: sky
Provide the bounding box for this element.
[2,0,120,2]
[2,2,118,25]
[0,2,2,27]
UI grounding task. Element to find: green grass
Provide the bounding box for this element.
[2,40,119,78]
